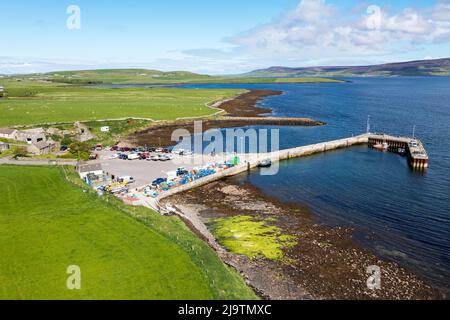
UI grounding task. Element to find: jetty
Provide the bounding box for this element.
[367,134,429,169]
[144,133,428,213]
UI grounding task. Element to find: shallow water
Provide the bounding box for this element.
[180,78,450,294]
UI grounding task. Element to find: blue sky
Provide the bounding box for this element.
[0,0,449,74]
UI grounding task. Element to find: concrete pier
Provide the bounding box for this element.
[367,134,429,169]
[155,134,371,204]
[145,133,428,211]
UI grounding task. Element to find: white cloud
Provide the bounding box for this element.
[214,0,450,66]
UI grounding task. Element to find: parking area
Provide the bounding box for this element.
[93,151,236,189]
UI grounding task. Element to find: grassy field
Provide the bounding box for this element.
[0,165,256,300]
[0,69,343,127]
[84,119,153,146]
[0,82,243,127]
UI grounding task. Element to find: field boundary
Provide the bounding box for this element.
[7,91,247,129]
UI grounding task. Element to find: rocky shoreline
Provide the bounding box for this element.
[163,177,441,300]
[125,89,324,147]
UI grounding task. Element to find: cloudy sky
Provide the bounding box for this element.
[1,0,449,74]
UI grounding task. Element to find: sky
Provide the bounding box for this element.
[0,0,449,74]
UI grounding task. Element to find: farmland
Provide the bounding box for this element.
[0,165,257,300]
[0,82,243,127]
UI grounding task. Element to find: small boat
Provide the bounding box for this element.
[373,142,389,152]
[258,159,272,168]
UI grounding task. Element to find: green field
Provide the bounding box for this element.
[0,69,343,127]
[0,165,256,300]
[0,83,243,127]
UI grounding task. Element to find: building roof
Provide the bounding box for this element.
[32,141,55,150]
[0,128,17,135]
[21,128,45,134]
[77,163,103,173]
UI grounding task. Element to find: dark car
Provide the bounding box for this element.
[60,145,68,152]
[177,168,189,176]
[152,178,167,186]
[139,152,150,160]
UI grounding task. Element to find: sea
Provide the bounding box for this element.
[179,77,450,295]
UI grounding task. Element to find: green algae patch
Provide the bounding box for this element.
[209,216,296,260]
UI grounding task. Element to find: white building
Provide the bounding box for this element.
[0,128,18,140]
[16,128,47,144]
[0,142,10,151]
[76,163,104,180]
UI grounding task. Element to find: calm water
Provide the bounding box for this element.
[181,78,450,294]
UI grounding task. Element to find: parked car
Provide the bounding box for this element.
[108,154,120,160]
[159,155,171,161]
[89,153,98,160]
[60,145,69,152]
[139,152,150,160]
[149,155,160,161]
[127,153,140,160]
[152,178,167,186]
[118,176,135,184]
[177,167,189,176]
[119,154,128,160]
[172,149,185,155]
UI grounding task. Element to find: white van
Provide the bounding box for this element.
[127,153,140,160]
[118,176,135,184]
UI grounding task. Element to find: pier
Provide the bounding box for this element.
[367,134,429,169]
[148,133,429,211]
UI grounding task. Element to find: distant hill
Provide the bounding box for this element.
[44,69,213,84]
[242,58,450,78]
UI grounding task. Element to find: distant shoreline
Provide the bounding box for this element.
[126,89,325,147]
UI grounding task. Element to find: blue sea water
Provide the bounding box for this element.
[181,78,450,294]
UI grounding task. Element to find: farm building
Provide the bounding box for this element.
[16,128,47,144]
[27,141,56,155]
[0,86,4,97]
[76,163,104,180]
[0,142,10,151]
[0,128,19,140]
